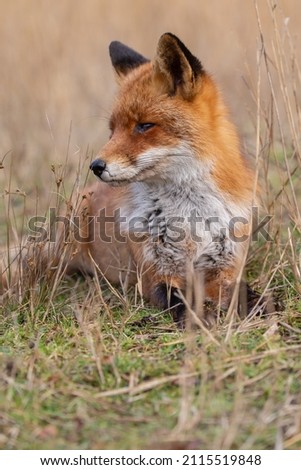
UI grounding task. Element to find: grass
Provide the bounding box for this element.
[1,0,301,451]
[1,277,301,450]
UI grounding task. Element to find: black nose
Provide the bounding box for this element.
[89,159,106,177]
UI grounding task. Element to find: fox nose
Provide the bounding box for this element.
[90,159,106,178]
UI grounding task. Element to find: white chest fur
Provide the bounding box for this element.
[120,156,250,277]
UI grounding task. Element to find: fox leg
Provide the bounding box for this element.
[129,241,186,325]
[204,266,264,316]
[204,267,237,308]
[151,282,186,326]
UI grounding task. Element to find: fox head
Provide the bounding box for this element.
[90,33,245,193]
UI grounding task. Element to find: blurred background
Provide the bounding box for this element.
[0,0,300,209]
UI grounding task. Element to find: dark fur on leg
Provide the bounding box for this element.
[238,281,275,317]
[153,281,276,328]
[154,283,186,328]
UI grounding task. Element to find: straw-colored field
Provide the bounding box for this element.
[0,0,301,450]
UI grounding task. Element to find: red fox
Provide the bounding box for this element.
[2,33,258,324]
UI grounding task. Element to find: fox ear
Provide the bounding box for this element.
[109,41,149,78]
[153,33,204,99]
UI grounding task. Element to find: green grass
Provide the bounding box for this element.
[1,280,301,450]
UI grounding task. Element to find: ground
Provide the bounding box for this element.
[1,273,301,449]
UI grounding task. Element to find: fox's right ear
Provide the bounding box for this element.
[109,41,149,79]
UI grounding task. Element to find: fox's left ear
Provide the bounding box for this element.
[153,33,204,99]
[109,41,149,78]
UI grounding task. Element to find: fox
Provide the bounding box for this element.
[1,33,260,324]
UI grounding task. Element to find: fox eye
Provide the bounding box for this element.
[135,123,156,133]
